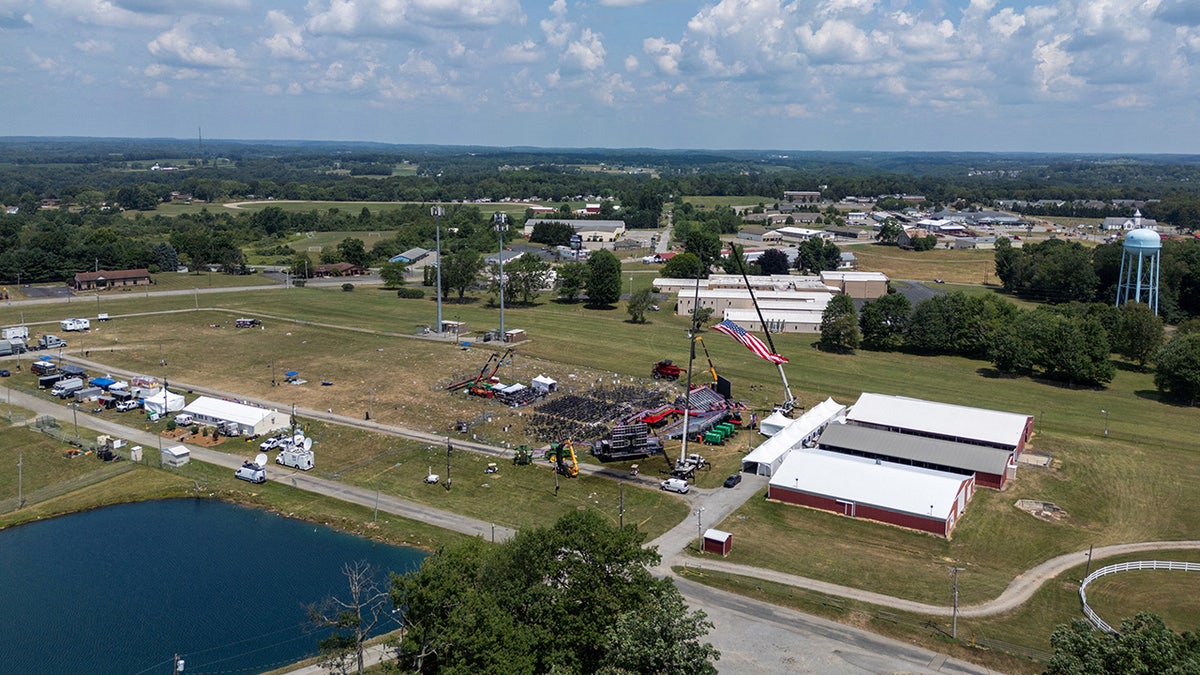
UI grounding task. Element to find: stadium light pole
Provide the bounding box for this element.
[493,212,508,339]
[431,205,445,335]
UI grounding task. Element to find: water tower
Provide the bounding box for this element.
[1115,227,1161,314]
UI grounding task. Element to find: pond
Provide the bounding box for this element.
[0,499,427,674]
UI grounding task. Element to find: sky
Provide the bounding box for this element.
[2,0,1199,153]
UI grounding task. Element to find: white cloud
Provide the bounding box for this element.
[642,37,680,76]
[796,20,873,63]
[0,0,32,28]
[305,0,522,37]
[148,20,242,68]
[1033,34,1082,95]
[144,81,171,98]
[261,10,309,60]
[624,55,638,72]
[988,8,1025,39]
[499,40,541,64]
[114,0,250,13]
[44,0,167,28]
[563,27,605,71]
[75,39,113,54]
[540,0,572,49]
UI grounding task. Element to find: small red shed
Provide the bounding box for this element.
[702,529,732,556]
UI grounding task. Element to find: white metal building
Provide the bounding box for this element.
[767,449,975,537]
[845,393,1034,455]
[180,396,290,437]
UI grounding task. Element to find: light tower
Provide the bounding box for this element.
[1115,225,1161,314]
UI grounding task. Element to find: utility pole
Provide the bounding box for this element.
[1083,544,1094,580]
[445,438,452,491]
[17,452,23,508]
[432,206,445,335]
[695,507,706,541]
[618,483,625,528]
[949,566,965,639]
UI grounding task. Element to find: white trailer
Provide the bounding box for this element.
[60,318,90,332]
[2,326,29,341]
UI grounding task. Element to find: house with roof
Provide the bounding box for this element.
[1103,210,1158,231]
[521,218,626,242]
[72,269,152,291]
[312,263,366,277]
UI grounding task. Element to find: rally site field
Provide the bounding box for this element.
[3,278,1198,657]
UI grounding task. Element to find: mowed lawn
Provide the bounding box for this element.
[851,244,997,284]
[9,283,1199,633]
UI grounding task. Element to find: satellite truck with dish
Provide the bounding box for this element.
[234,453,268,484]
[276,435,315,471]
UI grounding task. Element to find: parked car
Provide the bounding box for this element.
[115,400,140,412]
[0,369,9,377]
[259,436,281,451]
[723,473,743,488]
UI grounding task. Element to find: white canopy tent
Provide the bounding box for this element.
[143,388,185,415]
[742,398,846,477]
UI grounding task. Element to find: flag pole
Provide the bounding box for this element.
[732,244,795,412]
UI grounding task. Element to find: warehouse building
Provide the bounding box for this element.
[817,422,1016,489]
[179,396,290,437]
[845,393,1033,456]
[768,449,975,538]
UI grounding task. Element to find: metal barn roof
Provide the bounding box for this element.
[770,449,970,520]
[845,393,1030,449]
[817,422,1011,476]
[182,396,279,427]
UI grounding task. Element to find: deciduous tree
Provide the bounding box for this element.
[1154,333,1200,405]
[586,249,622,307]
[819,293,860,353]
[556,261,588,302]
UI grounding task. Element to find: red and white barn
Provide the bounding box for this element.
[817,423,1016,490]
[767,449,975,538]
[844,393,1034,457]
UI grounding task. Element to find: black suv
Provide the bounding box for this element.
[723,474,742,488]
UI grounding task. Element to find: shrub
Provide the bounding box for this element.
[396,287,425,299]
[166,421,176,431]
[342,283,355,292]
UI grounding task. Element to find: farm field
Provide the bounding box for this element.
[683,195,778,209]
[849,244,997,284]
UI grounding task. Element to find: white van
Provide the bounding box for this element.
[173,413,194,426]
[235,462,266,484]
[660,478,690,494]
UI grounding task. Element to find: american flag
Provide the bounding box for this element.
[712,319,789,364]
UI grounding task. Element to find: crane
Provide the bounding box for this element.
[692,336,718,387]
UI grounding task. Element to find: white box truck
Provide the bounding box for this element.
[2,326,29,341]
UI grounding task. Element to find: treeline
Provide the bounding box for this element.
[823,290,1191,392]
[995,237,1200,323]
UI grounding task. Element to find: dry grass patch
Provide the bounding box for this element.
[851,245,996,284]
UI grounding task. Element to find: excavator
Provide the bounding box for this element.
[546,441,579,477]
[445,347,515,394]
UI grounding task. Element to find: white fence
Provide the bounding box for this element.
[1080,560,1200,633]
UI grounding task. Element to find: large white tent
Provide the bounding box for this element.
[181,396,289,437]
[742,398,846,476]
[142,388,184,415]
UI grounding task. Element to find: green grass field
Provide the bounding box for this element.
[683,195,778,209]
[3,276,1197,661]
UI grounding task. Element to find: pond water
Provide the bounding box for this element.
[0,499,427,674]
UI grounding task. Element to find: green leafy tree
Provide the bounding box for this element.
[627,288,654,323]
[721,243,748,275]
[818,293,860,353]
[876,218,902,245]
[391,511,719,675]
[290,251,313,279]
[556,261,588,302]
[683,229,721,272]
[910,234,938,251]
[586,249,622,307]
[336,237,369,268]
[661,252,703,279]
[993,236,1019,291]
[1047,613,1200,675]
[442,248,484,301]
[1154,333,1200,404]
[529,220,575,246]
[496,254,552,304]
[858,292,911,351]
[757,248,790,276]
[795,237,841,273]
[379,261,408,288]
[691,306,715,332]
[1114,301,1164,369]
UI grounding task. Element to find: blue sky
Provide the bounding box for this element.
[2,0,1199,153]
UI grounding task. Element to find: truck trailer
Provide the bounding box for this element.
[51,378,84,398]
[1,326,29,341]
[60,318,90,332]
